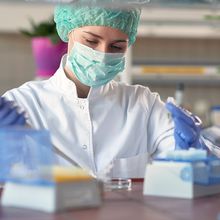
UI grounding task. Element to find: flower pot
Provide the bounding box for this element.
[31,37,67,79]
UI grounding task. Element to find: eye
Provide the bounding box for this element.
[110,44,125,53]
[111,45,122,50]
[86,39,98,45]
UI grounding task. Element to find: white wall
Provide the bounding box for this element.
[0,2,53,33]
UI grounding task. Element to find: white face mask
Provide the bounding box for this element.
[67,42,125,87]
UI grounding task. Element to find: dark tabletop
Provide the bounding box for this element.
[0,182,220,220]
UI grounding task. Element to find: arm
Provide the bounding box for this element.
[146,93,175,158]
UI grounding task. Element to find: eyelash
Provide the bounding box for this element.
[86,39,97,44]
[85,39,123,51]
[111,45,122,50]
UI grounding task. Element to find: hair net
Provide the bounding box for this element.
[54,4,141,45]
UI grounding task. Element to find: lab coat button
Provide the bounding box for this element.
[82,144,87,150]
[80,105,84,110]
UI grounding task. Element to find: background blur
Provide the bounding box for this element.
[1,0,220,125]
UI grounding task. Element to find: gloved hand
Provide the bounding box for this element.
[166,101,204,150]
[0,97,26,127]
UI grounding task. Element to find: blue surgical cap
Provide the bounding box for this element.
[54,4,141,45]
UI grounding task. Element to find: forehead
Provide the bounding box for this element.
[73,26,128,41]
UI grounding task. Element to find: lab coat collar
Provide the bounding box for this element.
[50,54,112,101]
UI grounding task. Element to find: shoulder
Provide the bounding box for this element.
[110,80,159,101]
[3,79,54,101]
[108,80,161,112]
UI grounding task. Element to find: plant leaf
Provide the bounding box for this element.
[20,16,59,38]
[49,33,61,45]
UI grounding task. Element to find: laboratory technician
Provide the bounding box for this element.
[0,3,205,178]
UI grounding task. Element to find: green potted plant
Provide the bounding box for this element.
[20,17,67,79]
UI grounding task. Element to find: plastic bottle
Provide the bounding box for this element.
[175,83,185,107]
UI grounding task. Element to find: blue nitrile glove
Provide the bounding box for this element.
[0,97,26,127]
[166,101,204,150]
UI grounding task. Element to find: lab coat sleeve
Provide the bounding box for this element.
[145,91,175,158]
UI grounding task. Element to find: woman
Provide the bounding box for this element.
[0,3,203,178]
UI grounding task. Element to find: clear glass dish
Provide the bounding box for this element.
[104,178,132,191]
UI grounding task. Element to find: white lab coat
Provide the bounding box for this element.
[3,55,175,178]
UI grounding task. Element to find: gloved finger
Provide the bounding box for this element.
[173,116,199,132]
[174,132,190,150]
[0,101,14,118]
[0,99,13,108]
[14,113,26,126]
[0,108,20,126]
[174,118,198,145]
[0,97,6,106]
[166,102,196,127]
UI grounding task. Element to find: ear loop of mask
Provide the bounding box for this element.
[67,31,75,55]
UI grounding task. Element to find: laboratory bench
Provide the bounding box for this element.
[0,182,220,220]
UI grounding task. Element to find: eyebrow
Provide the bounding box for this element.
[82,31,128,43]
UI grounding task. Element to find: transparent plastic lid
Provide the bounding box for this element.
[0,126,55,185]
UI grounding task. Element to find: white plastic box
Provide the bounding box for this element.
[143,160,220,199]
[1,179,102,212]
